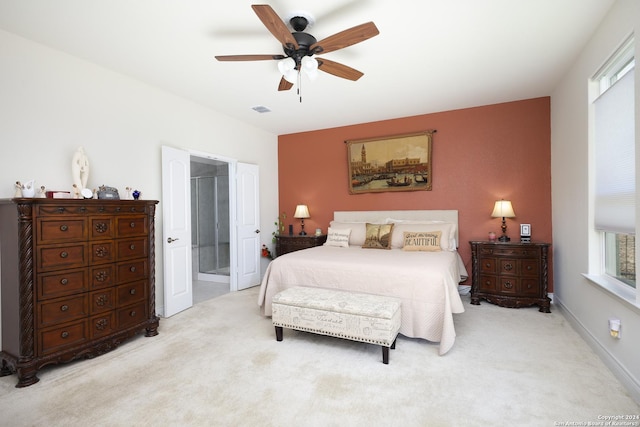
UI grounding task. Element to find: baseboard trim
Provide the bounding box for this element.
[554,296,640,404]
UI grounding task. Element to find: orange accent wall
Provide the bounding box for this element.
[278,97,552,289]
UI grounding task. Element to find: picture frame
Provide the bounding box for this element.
[346,130,434,194]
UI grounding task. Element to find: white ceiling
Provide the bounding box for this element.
[0,0,615,135]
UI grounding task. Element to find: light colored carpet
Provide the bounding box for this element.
[0,287,637,426]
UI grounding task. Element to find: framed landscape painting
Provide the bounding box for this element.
[346,130,434,194]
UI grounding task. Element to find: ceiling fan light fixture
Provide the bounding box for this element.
[301,56,319,80]
[283,69,298,84]
[277,57,295,74]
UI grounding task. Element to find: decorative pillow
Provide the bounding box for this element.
[329,221,367,246]
[362,223,394,249]
[324,227,351,248]
[390,222,456,251]
[402,231,442,252]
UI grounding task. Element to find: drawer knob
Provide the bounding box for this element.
[56,207,65,213]
[60,251,68,258]
[130,244,136,250]
[130,310,136,317]
[60,278,68,285]
[60,304,69,311]
[504,263,513,271]
[526,265,533,271]
[130,266,136,272]
[60,225,68,232]
[484,263,491,268]
[61,331,69,338]
[95,271,108,282]
[130,222,136,228]
[130,288,136,295]
[504,281,513,289]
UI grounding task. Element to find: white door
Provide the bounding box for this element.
[236,163,261,290]
[161,146,193,317]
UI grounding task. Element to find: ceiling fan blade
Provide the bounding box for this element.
[251,4,299,50]
[317,58,364,81]
[215,54,285,61]
[310,22,379,55]
[278,77,294,91]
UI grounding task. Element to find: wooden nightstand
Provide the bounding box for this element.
[275,234,327,257]
[469,241,551,313]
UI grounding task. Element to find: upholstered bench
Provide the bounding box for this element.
[271,286,402,364]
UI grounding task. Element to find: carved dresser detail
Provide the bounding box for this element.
[469,241,551,313]
[0,199,159,387]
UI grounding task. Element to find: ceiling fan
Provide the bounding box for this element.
[215,4,379,92]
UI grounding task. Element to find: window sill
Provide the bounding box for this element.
[583,273,640,312]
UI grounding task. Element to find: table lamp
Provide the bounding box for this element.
[294,204,310,235]
[491,200,515,242]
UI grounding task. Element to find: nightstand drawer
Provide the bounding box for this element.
[480,258,497,274]
[498,277,518,294]
[479,275,497,292]
[498,259,519,275]
[39,320,88,355]
[38,219,87,243]
[37,243,88,271]
[38,294,89,327]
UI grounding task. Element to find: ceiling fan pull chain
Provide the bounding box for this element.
[298,69,302,103]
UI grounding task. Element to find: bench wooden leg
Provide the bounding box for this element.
[382,346,389,364]
[275,326,283,341]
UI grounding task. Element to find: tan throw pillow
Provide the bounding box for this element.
[362,223,394,249]
[402,231,442,251]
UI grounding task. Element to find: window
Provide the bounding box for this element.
[592,35,636,289]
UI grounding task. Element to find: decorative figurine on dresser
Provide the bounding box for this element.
[469,241,551,313]
[0,198,160,387]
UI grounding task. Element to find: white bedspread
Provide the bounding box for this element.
[258,246,465,355]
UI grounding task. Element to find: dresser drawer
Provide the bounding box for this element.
[117,259,148,284]
[90,264,115,289]
[38,268,88,300]
[521,278,541,296]
[498,277,519,294]
[37,219,87,244]
[89,216,115,239]
[480,258,497,274]
[38,295,89,327]
[481,246,540,257]
[37,243,88,271]
[90,241,115,265]
[90,312,116,339]
[498,259,520,275]
[116,280,146,306]
[38,320,88,355]
[521,259,539,277]
[116,216,148,238]
[479,275,497,292]
[116,238,148,260]
[90,288,115,314]
[117,302,148,329]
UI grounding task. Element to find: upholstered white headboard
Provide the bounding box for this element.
[334,210,459,243]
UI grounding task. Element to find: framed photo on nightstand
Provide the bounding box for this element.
[520,224,531,243]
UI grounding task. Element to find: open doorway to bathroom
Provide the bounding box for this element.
[190,156,230,304]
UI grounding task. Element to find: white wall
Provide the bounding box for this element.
[551,0,640,402]
[0,29,279,334]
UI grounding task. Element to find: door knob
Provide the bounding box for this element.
[167,237,179,243]
[255,229,260,234]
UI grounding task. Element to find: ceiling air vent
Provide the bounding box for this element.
[252,105,271,113]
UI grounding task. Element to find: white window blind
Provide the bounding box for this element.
[594,69,635,234]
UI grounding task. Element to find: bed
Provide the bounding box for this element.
[258,210,466,355]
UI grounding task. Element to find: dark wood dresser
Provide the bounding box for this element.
[275,234,327,257]
[469,241,551,313]
[0,198,159,387]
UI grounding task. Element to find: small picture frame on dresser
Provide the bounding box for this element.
[520,224,531,243]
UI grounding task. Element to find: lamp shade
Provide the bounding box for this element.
[294,204,310,219]
[491,200,515,218]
